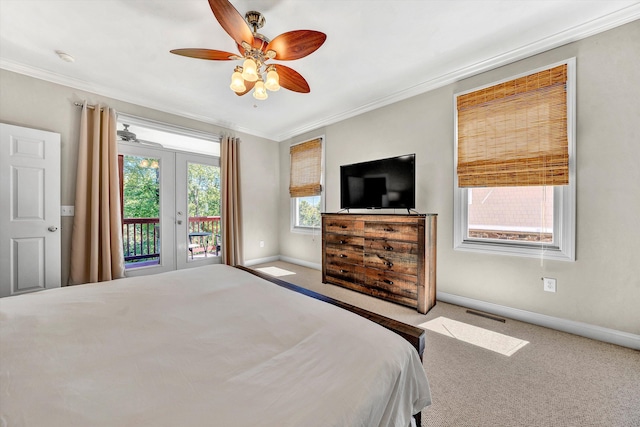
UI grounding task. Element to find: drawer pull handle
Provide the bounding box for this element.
[339,240,346,244]
[385,262,394,267]
[384,228,394,232]
[339,254,347,258]
[340,269,347,273]
[384,246,394,251]
[340,225,348,228]
[384,279,394,285]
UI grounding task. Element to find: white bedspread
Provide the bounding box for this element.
[0,265,430,427]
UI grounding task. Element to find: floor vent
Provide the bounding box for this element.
[466,309,506,323]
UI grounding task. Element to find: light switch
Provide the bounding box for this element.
[61,206,75,216]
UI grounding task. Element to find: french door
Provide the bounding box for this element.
[118,142,221,277]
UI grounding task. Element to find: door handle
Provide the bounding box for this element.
[176,220,183,225]
[48,226,58,232]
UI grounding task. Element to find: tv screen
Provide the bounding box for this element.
[340,154,415,209]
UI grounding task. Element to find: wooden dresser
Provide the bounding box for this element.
[321,213,437,314]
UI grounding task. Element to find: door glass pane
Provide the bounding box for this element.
[121,155,161,268]
[467,186,553,244]
[186,162,221,261]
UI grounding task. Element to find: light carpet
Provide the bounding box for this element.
[419,316,529,356]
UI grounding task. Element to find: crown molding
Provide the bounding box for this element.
[274,5,640,142]
[2,4,638,143]
[0,58,275,141]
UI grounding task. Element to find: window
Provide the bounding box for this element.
[290,137,324,231]
[454,60,576,261]
[293,195,322,228]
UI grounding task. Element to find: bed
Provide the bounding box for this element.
[0,264,430,426]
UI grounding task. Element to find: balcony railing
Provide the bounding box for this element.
[123,217,159,262]
[123,216,221,264]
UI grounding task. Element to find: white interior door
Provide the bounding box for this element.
[0,123,61,297]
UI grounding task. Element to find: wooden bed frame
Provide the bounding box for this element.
[236,265,427,425]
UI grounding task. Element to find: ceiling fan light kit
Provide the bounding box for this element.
[253,77,268,100]
[171,0,326,101]
[264,65,280,92]
[229,65,246,92]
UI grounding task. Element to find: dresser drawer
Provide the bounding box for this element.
[364,251,417,275]
[324,218,364,236]
[324,234,364,249]
[366,239,418,255]
[325,245,363,265]
[364,221,419,242]
[364,270,418,301]
[326,262,365,283]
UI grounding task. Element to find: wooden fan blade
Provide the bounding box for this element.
[208,0,254,47]
[266,30,326,60]
[170,48,238,60]
[276,64,311,93]
[235,80,255,96]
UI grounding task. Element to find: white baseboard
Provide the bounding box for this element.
[243,256,280,267]
[243,255,322,271]
[437,292,640,350]
[278,256,322,271]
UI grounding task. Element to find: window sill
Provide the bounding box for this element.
[291,226,321,235]
[454,240,574,262]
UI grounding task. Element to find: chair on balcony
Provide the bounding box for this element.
[188,231,212,259]
[214,234,221,256]
[188,242,199,259]
[188,233,200,259]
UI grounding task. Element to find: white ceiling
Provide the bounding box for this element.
[1,1,638,141]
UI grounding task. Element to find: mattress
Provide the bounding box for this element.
[0,264,430,426]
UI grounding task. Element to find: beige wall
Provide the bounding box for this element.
[1,21,638,335]
[278,21,640,334]
[0,70,281,285]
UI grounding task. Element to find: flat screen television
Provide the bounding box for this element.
[340,154,415,210]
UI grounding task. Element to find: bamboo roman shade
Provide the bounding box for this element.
[457,64,569,187]
[289,138,322,197]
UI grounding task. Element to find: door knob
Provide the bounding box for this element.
[177,220,183,225]
[48,226,58,232]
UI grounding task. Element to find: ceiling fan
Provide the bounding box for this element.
[170,0,326,100]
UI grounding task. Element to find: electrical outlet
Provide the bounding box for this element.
[543,277,557,293]
[259,240,265,248]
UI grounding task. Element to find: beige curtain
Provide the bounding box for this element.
[69,102,125,284]
[221,136,243,266]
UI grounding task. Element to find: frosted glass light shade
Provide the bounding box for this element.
[264,68,280,91]
[241,58,259,82]
[229,70,246,93]
[253,80,268,100]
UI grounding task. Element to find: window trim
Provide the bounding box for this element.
[290,136,325,233]
[453,59,576,261]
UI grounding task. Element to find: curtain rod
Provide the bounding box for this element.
[73,101,103,110]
